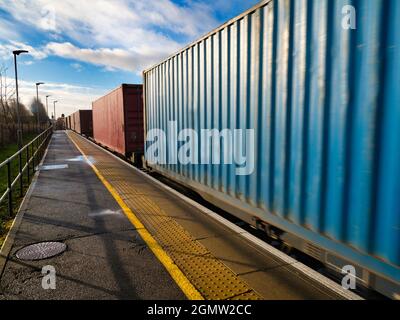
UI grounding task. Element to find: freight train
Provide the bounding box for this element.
[66,0,400,299]
[92,84,144,165]
[66,110,93,137]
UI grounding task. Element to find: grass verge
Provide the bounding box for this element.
[0,133,41,248]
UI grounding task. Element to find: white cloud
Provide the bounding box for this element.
[0,19,21,41]
[70,62,83,72]
[0,40,48,61]
[0,0,220,72]
[46,42,168,74]
[3,77,107,117]
[0,0,258,120]
[133,0,217,37]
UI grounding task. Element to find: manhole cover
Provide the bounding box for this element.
[15,242,67,261]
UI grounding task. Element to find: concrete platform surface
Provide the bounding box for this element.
[0,131,343,300]
[0,132,185,300]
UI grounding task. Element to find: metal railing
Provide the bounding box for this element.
[0,126,53,217]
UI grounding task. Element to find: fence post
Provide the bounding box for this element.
[19,151,23,197]
[36,137,39,166]
[38,134,42,159]
[32,143,35,173]
[7,160,12,216]
[27,146,30,183]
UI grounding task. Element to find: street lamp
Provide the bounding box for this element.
[13,49,29,149]
[35,82,44,133]
[53,100,58,120]
[46,95,51,121]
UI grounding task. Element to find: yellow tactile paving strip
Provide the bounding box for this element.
[68,132,261,300]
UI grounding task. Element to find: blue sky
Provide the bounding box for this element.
[0,0,260,117]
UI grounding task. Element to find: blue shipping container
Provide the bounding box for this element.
[143,0,400,298]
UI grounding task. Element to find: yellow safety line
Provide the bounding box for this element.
[67,132,204,300]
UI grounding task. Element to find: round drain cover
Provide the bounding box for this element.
[16,242,67,261]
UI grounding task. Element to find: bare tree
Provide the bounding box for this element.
[0,63,42,146]
[30,98,48,123]
[9,99,31,122]
[0,64,8,122]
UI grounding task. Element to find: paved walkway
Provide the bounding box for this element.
[0,131,344,300]
[0,131,184,299]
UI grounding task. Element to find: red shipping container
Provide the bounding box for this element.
[69,114,76,131]
[67,115,73,130]
[92,84,143,163]
[70,110,93,136]
[67,115,72,130]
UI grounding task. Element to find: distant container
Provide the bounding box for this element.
[66,115,71,130]
[92,84,143,163]
[143,0,400,298]
[55,116,66,131]
[71,110,93,137]
[68,114,76,131]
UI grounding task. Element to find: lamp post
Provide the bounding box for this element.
[12,49,29,149]
[46,95,51,120]
[53,100,58,120]
[35,82,44,133]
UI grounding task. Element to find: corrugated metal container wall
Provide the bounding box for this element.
[73,112,79,133]
[70,114,76,131]
[124,86,144,154]
[78,110,93,136]
[144,0,400,292]
[71,110,93,136]
[92,84,144,157]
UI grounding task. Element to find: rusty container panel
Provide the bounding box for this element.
[92,84,143,157]
[72,112,78,132]
[123,86,144,154]
[71,110,93,136]
[70,114,76,131]
[79,110,93,137]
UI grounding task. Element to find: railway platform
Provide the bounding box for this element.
[0,131,359,300]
